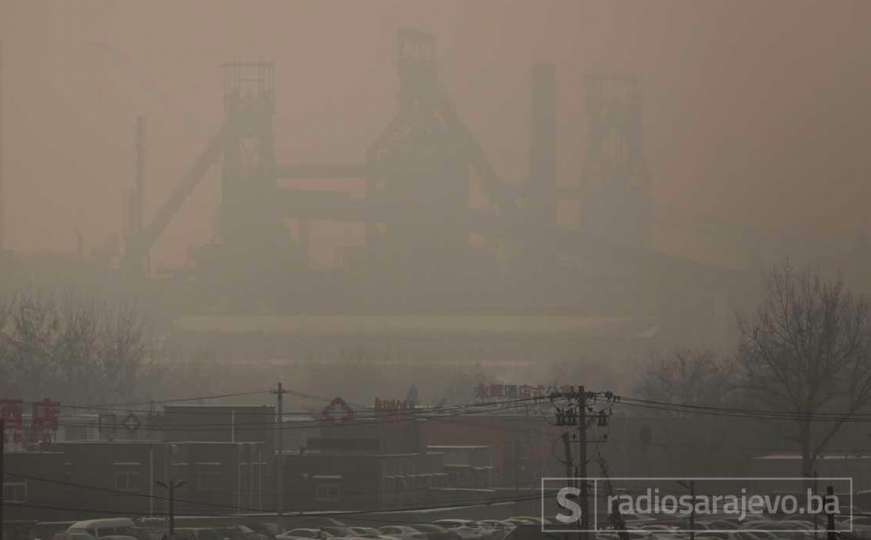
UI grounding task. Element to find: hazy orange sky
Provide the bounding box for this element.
[1,0,869,268]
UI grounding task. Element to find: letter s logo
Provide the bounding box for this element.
[557,487,581,524]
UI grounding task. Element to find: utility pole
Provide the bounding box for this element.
[554,387,616,540]
[134,115,147,273]
[155,479,186,540]
[513,440,519,493]
[826,485,836,540]
[272,382,287,523]
[677,480,695,540]
[813,472,819,540]
[561,431,576,537]
[578,386,589,540]
[1,419,5,540]
[689,481,696,540]
[561,432,574,479]
[597,453,627,540]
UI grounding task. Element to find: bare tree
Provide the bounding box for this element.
[635,348,738,475]
[0,289,159,404]
[636,348,734,407]
[738,262,871,478]
[1,291,61,400]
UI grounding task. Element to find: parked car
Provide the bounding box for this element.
[291,521,347,531]
[739,521,814,540]
[503,520,532,528]
[66,519,140,540]
[475,521,514,540]
[704,520,741,531]
[347,527,398,540]
[51,532,98,540]
[321,528,357,539]
[174,529,224,540]
[501,524,564,540]
[502,520,551,528]
[378,526,428,540]
[276,530,325,540]
[214,526,268,540]
[733,532,780,540]
[32,523,76,540]
[636,524,678,533]
[433,520,485,540]
[619,512,656,525]
[675,519,711,531]
[695,532,730,540]
[239,522,280,539]
[408,524,459,540]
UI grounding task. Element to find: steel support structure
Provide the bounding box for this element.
[579,75,651,249]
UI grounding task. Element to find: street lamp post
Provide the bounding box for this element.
[155,479,186,539]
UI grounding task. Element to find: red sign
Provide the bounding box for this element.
[374,398,415,423]
[31,399,61,444]
[321,397,354,423]
[1,399,24,444]
[374,398,414,412]
[473,384,579,401]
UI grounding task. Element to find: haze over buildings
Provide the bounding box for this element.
[0,1,869,270]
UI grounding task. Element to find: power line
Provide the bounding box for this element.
[42,390,871,424]
[617,396,871,423]
[51,396,553,433]
[4,470,543,521]
[59,391,548,418]
[59,390,273,413]
[50,403,544,435]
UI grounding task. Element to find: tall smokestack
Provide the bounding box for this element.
[124,115,147,273]
[134,115,145,236]
[528,63,556,226]
[0,41,5,252]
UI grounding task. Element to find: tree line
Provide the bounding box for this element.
[638,261,871,478]
[0,290,163,405]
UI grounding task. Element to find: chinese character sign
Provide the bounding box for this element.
[1,399,24,444]
[474,384,548,401]
[374,397,414,423]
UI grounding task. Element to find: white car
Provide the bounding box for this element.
[67,519,140,540]
[432,520,485,540]
[474,521,513,540]
[276,529,327,540]
[377,527,427,540]
[348,527,399,540]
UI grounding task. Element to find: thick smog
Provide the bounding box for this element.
[1,3,870,540]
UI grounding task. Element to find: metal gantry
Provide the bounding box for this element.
[118,29,651,286]
[578,75,651,250]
